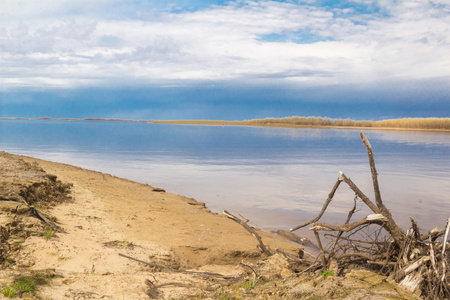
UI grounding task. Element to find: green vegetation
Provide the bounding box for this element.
[1,285,16,298]
[43,226,54,240]
[1,272,56,298]
[244,278,258,290]
[320,269,334,278]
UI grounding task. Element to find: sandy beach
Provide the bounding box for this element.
[0,151,417,299]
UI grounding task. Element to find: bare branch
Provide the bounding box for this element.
[290,178,342,232]
[223,210,273,256]
[310,215,387,232]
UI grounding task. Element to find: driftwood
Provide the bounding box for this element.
[118,253,238,279]
[223,210,273,256]
[287,132,449,299]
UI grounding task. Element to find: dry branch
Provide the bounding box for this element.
[360,131,406,245]
[310,215,387,232]
[223,210,273,256]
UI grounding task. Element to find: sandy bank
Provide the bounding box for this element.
[0,152,418,299]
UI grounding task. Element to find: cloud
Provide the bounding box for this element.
[0,0,449,89]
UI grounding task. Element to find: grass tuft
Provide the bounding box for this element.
[43,226,54,240]
[320,269,334,277]
[1,285,16,298]
[244,278,258,290]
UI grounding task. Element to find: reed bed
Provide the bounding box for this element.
[245,117,450,130]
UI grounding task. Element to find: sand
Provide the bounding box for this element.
[0,152,418,299]
[0,152,301,299]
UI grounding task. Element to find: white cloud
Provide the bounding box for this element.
[0,0,449,89]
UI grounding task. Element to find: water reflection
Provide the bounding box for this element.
[1,120,449,235]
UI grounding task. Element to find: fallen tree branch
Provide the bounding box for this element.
[119,253,238,279]
[223,210,273,256]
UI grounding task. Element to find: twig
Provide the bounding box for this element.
[240,262,258,277]
[238,213,250,224]
[223,210,273,256]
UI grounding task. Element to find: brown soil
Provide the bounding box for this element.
[0,151,418,299]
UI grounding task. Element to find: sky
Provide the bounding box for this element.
[0,0,449,120]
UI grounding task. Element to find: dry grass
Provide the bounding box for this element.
[245,116,450,130]
[151,117,450,131]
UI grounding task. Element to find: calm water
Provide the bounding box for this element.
[1,120,449,236]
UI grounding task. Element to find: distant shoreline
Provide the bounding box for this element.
[1,116,449,132]
[151,118,450,132]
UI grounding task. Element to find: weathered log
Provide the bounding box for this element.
[388,256,430,282]
[223,210,273,256]
[399,271,424,294]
